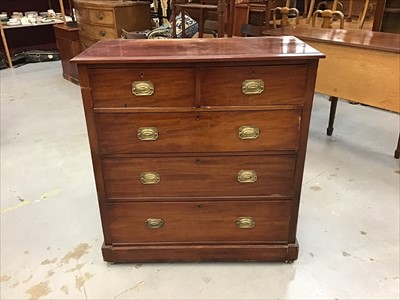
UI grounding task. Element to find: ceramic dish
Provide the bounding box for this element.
[6,20,21,26]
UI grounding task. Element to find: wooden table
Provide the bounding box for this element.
[267,27,400,157]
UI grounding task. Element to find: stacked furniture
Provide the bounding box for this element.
[73,0,151,50]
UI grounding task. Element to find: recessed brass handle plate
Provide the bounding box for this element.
[140,172,160,185]
[242,79,264,95]
[237,170,257,183]
[138,127,158,141]
[145,218,164,229]
[239,126,260,140]
[236,217,255,229]
[132,81,154,96]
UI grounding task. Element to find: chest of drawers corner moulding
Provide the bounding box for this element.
[72,37,324,263]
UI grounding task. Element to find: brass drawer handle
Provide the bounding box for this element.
[96,14,104,20]
[99,30,106,37]
[242,79,264,95]
[140,172,160,185]
[145,218,164,229]
[236,217,255,229]
[239,126,259,140]
[132,81,154,96]
[237,170,257,183]
[138,127,158,141]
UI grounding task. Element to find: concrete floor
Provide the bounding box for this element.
[1,61,399,300]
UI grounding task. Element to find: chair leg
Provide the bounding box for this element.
[182,10,186,38]
[306,0,316,23]
[327,96,338,136]
[395,133,400,159]
[217,0,224,37]
[358,0,370,29]
[199,8,204,38]
[346,0,353,21]
[227,0,234,37]
[172,7,177,37]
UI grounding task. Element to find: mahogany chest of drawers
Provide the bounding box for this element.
[73,0,151,50]
[72,37,323,263]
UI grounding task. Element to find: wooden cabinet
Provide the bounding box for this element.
[73,0,151,50]
[72,37,323,263]
[54,24,81,84]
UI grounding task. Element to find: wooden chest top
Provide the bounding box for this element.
[72,36,324,64]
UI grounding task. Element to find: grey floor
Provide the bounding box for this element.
[1,61,399,300]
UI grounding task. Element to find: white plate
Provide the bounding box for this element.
[6,21,21,26]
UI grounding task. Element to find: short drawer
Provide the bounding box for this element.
[79,23,117,40]
[95,110,301,154]
[108,200,291,243]
[102,155,295,198]
[88,68,195,107]
[200,65,308,106]
[88,9,114,25]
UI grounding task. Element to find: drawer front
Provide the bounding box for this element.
[95,110,301,154]
[200,65,308,106]
[88,9,114,25]
[79,35,98,50]
[108,201,291,243]
[79,23,117,40]
[75,6,88,23]
[102,155,295,198]
[89,68,195,107]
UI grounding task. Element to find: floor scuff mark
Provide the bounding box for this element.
[0,275,11,282]
[61,243,91,264]
[60,285,69,295]
[26,281,52,300]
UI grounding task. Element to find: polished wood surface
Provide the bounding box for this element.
[102,155,296,198]
[267,27,400,113]
[267,26,400,53]
[108,201,291,243]
[75,37,323,262]
[53,24,81,84]
[95,111,301,154]
[72,36,324,64]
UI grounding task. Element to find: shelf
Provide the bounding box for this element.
[2,20,64,30]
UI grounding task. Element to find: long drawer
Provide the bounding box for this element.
[102,155,295,199]
[88,68,195,108]
[79,22,117,40]
[95,110,301,154]
[108,200,291,244]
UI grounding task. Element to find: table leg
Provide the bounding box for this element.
[327,96,338,136]
[395,134,400,159]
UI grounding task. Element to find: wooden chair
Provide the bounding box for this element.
[272,0,300,29]
[171,0,234,37]
[311,0,345,29]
